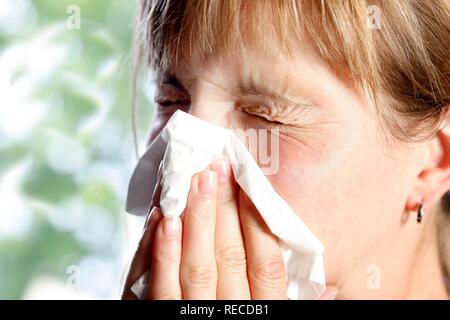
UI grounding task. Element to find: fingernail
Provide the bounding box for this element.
[162,216,179,238]
[212,156,230,184]
[198,169,217,195]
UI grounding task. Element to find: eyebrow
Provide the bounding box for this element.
[160,72,315,108]
[237,78,315,108]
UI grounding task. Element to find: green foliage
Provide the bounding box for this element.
[0,0,152,299]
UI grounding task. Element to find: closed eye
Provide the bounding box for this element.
[155,97,190,107]
[154,75,191,109]
[238,105,285,126]
[236,95,311,127]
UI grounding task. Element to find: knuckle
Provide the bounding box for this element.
[218,185,236,207]
[181,264,217,288]
[153,240,179,263]
[250,258,286,288]
[188,204,214,225]
[215,244,247,272]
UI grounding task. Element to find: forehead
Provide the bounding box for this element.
[141,0,377,103]
[144,0,364,108]
[156,4,323,98]
[170,41,321,103]
[144,0,313,74]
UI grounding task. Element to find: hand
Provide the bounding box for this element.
[122,157,338,300]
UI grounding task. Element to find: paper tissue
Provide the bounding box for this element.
[126,110,326,299]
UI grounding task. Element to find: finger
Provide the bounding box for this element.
[319,285,339,300]
[122,161,163,299]
[180,168,218,299]
[239,190,288,299]
[211,157,250,300]
[122,207,162,299]
[122,161,164,299]
[148,208,183,300]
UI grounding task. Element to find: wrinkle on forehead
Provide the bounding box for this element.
[170,41,327,111]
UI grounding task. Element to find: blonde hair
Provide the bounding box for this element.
[133,0,450,291]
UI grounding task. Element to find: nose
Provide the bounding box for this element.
[189,101,236,129]
[188,88,235,129]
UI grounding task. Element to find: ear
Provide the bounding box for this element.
[406,118,450,213]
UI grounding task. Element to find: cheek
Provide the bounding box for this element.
[264,110,392,227]
[266,135,344,226]
[264,133,371,281]
[265,121,417,281]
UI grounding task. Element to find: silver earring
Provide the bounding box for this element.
[417,200,424,224]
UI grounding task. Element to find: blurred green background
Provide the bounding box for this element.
[0,0,153,299]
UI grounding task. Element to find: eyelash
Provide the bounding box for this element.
[155,83,294,127]
[235,97,298,127]
[156,99,190,107]
[157,99,283,124]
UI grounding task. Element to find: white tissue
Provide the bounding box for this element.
[126,110,326,299]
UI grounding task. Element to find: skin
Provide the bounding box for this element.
[123,30,450,299]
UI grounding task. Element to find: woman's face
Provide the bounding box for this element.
[148,38,428,293]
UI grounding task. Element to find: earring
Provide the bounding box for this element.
[417,200,424,224]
